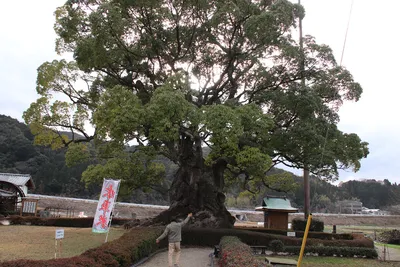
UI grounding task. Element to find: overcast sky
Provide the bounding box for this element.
[0,0,398,184]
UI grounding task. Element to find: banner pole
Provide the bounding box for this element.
[92,178,105,233]
[105,212,112,243]
[104,180,121,243]
[297,214,312,267]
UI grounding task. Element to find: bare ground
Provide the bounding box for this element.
[28,194,400,227]
[31,194,167,219]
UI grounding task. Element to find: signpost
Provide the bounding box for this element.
[55,229,64,259]
[20,198,38,216]
[287,232,296,237]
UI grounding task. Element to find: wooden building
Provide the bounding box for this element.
[0,173,35,215]
[255,196,298,230]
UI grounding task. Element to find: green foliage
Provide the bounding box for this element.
[8,216,129,228]
[378,229,400,245]
[144,83,196,143]
[24,0,369,205]
[235,227,353,240]
[82,147,165,198]
[226,167,400,213]
[340,179,400,209]
[236,191,252,208]
[0,115,97,198]
[65,143,90,167]
[284,246,378,259]
[292,218,324,232]
[181,228,302,247]
[94,85,142,143]
[225,196,236,208]
[0,113,397,210]
[269,239,285,253]
[179,228,373,248]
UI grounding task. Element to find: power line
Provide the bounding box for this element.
[301,0,355,215]
[340,0,355,66]
[318,0,355,171]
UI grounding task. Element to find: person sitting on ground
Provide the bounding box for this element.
[156,213,193,267]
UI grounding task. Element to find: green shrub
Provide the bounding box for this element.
[296,232,352,240]
[269,240,285,253]
[292,218,324,232]
[378,229,400,245]
[7,216,130,228]
[182,227,302,247]
[219,236,263,267]
[182,228,373,248]
[0,256,101,267]
[0,227,164,267]
[235,227,353,240]
[284,246,378,258]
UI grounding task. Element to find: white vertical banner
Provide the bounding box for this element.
[92,179,121,233]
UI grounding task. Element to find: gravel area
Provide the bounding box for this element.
[139,247,215,267]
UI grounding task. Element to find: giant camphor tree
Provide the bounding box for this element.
[24,0,368,227]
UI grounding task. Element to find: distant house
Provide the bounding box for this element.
[361,207,388,215]
[337,200,363,214]
[0,173,35,196]
[255,196,298,230]
[0,173,35,214]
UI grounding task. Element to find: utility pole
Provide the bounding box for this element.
[298,0,310,220]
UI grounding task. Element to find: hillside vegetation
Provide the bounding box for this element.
[1,114,400,211]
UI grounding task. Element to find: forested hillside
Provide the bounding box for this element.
[0,115,98,197]
[1,114,399,210]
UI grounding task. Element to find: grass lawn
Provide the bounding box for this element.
[259,256,400,266]
[376,243,400,250]
[0,225,126,261]
[322,225,400,244]
[324,225,397,237]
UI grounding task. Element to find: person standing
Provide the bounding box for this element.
[156,213,193,267]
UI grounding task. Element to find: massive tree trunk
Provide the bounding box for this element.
[153,134,235,228]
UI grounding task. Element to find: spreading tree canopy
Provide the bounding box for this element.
[24,0,368,227]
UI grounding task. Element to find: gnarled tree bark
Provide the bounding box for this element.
[153,134,235,228]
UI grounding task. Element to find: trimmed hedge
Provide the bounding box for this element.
[0,227,164,267]
[284,246,378,258]
[182,227,301,247]
[269,240,284,253]
[219,236,263,267]
[7,216,130,228]
[182,228,374,248]
[235,227,353,240]
[292,218,324,232]
[0,224,375,266]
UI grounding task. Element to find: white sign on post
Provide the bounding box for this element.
[54,229,64,259]
[55,229,64,239]
[287,232,296,237]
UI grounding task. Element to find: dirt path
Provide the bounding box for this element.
[139,247,214,267]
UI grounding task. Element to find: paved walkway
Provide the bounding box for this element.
[139,247,215,267]
[376,244,400,262]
